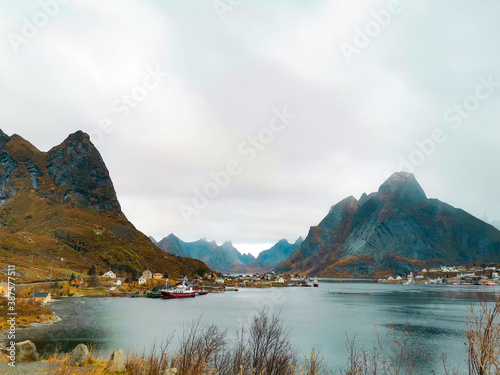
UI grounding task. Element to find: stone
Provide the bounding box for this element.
[15,340,39,362]
[160,369,178,375]
[67,343,89,366]
[106,349,125,373]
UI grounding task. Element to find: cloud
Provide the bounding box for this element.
[1,0,500,256]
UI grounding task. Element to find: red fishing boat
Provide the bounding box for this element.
[161,280,196,299]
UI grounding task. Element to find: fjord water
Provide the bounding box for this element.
[20,282,497,372]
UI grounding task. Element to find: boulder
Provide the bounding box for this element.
[67,343,89,366]
[15,340,39,362]
[106,349,125,373]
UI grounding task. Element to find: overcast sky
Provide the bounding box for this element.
[1,1,499,256]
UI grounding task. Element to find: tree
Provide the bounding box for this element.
[88,274,99,287]
[70,273,75,281]
[163,272,169,279]
[88,265,97,276]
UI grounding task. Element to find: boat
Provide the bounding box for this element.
[161,280,196,299]
[146,291,163,298]
[197,290,209,296]
[313,277,319,287]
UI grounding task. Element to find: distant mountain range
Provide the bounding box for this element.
[0,130,209,280]
[3,129,499,280]
[152,235,302,273]
[277,172,500,277]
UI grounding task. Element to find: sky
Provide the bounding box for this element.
[1,0,500,256]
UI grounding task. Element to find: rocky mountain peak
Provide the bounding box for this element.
[378,172,426,202]
[0,129,11,147]
[46,130,121,212]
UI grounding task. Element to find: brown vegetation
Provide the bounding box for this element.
[0,298,53,329]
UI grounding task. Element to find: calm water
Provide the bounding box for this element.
[18,282,499,372]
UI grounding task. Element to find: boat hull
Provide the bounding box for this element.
[162,291,196,299]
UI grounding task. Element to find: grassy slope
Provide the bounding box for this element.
[0,133,209,282]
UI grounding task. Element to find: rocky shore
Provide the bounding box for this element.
[0,340,178,375]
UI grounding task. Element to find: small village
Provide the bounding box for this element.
[378,265,500,286]
[3,264,500,308]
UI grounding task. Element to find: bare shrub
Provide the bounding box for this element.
[340,326,428,375]
[465,297,500,375]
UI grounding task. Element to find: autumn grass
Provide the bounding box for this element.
[0,298,53,330]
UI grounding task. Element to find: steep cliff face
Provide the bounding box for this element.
[46,131,120,212]
[278,172,500,277]
[0,130,208,280]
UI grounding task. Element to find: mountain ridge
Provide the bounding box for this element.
[0,130,210,281]
[277,172,500,277]
[155,235,302,273]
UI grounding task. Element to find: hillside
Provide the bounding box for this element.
[277,172,500,277]
[0,130,209,282]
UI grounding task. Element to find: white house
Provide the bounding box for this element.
[395,276,402,281]
[215,277,225,284]
[102,271,116,279]
[114,280,122,286]
[276,277,285,283]
[138,276,147,285]
[492,272,499,279]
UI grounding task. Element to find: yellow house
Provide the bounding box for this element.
[33,292,51,303]
[71,276,85,287]
[153,273,163,279]
[0,282,9,298]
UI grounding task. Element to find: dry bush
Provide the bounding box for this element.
[124,310,326,375]
[170,321,227,375]
[465,297,500,375]
[125,343,170,375]
[340,326,428,375]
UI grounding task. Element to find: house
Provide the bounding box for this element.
[0,282,10,298]
[138,276,147,285]
[215,277,225,284]
[142,270,153,279]
[114,280,122,286]
[109,287,122,295]
[33,292,51,304]
[102,271,116,279]
[276,277,285,283]
[153,273,163,279]
[492,272,499,279]
[71,276,85,287]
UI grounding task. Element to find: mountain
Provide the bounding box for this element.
[491,220,500,231]
[0,130,209,281]
[156,234,302,273]
[156,235,255,273]
[243,238,303,272]
[277,172,500,277]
